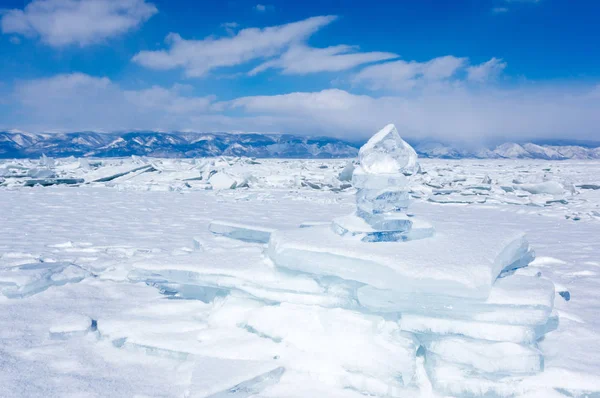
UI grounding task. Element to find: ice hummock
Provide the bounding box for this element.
[258,124,559,396]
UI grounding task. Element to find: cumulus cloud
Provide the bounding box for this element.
[353,56,468,91]
[1,0,157,47]
[249,44,397,75]
[132,16,336,77]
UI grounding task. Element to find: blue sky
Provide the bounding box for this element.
[0,0,599,144]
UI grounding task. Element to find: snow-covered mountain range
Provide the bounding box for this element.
[414,141,600,160]
[0,131,359,159]
[1,130,599,159]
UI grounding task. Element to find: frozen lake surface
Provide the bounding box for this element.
[1,157,599,397]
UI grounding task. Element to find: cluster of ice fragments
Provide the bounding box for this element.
[3,137,599,223]
[119,125,560,396]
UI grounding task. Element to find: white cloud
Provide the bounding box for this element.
[1,0,157,47]
[467,58,507,83]
[492,7,509,13]
[12,73,216,131]
[254,4,267,12]
[132,16,336,77]
[353,56,467,91]
[225,86,600,143]
[220,21,239,35]
[9,73,600,144]
[249,44,397,75]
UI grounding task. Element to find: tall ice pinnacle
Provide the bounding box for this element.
[332,124,433,242]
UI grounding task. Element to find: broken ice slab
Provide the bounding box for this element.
[203,367,285,398]
[338,161,355,182]
[422,336,543,375]
[150,282,229,303]
[358,275,555,325]
[187,358,283,398]
[427,194,487,204]
[515,181,565,195]
[26,168,56,178]
[423,353,524,397]
[209,220,275,243]
[400,314,543,344]
[432,188,462,195]
[24,178,84,187]
[209,172,239,190]
[577,184,600,190]
[129,243,354,308]
[268,224,531,300]
[87,164,155,183]
[0,262,90,298]
[49,314,94,339]
[298,221,331,228]
[331,213,433,243]
[463,184,492,191]
[97,300,214,360]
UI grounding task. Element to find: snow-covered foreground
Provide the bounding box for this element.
[1,157,600,397]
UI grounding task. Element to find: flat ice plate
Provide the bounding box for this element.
[268,224,530,300]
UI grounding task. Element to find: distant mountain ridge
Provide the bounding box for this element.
[1,130,599,159]
[0,131,359,159]
[413,141,600,160]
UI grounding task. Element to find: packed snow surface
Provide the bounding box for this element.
[1,153,600,397]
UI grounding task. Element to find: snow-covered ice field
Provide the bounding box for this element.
[1,156,600,397]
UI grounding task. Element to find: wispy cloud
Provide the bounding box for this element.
[249,44,397,75]
[467,58,507,83]
[1,0,157,47]
[132,16,337,77]
[254,4,268,12]
[492,7,509,13]
[220,21,239,35]
[353,56,468,91]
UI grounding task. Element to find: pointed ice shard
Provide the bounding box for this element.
[359,124,419,175]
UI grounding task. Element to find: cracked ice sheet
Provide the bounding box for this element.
[1,169,600,397]
[0,280,193,397]
[129,239,353,307]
